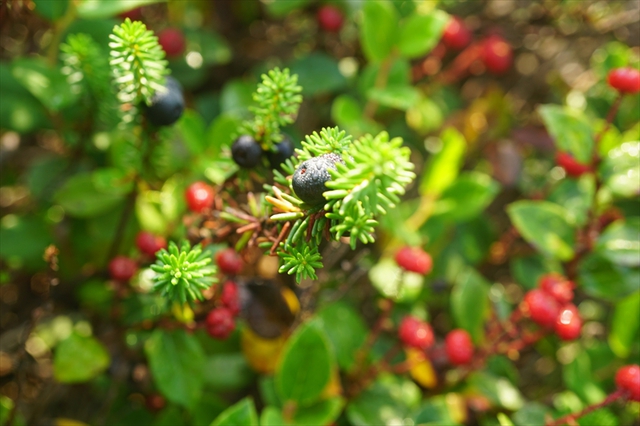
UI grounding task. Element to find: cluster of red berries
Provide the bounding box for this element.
[441,16,513,75]
[615,364,640,401]
[523,273,582,341]
[205,248,245,339]
[205,281,241,339]
[108,231,167,282]
[395,246,433,275]
[398,317,475,366]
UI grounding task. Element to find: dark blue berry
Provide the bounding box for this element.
[231,135,263,168]
[266,136,295,170]
[145,76,184,127]
[292,153,343,206]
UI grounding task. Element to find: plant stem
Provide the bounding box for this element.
[594,94,623,145]
[363,53,395,119]
[46,1,77,66]
[545,389,625,426]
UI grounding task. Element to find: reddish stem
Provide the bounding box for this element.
[436,42,484,85]
[545,389,626,426]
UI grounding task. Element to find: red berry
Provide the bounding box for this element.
[185,181,215,213]
[442,16,472,50]
[205,307,235,339]
[615,365,640,401]
[395,246,433,275]
[554,304,582,341]
[136,231,167,257]
[555,152,592,177]
[482,35,512,74]
[317,5,344,33]
[145,393,166,412]
[398,316,434,350]
[216,248,243,275]
[108,256,137,282]
[539,273,575,304]
[445,329,474,365]
[119,7,143,21]
[157,28,186,58]
[607,67,640,94]
[220,281,240,315]
[523,289,561,329]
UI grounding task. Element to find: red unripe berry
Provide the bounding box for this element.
[119,7,143,21]
[556,152,592,177]
[395,246,433,275]
[220,281,240,315]
[136,231,167,257]
[108,256,137,282]
[442,16,472,50]
[482,35,512,75]
[317,5,344,33]
[206,307,235,340]
[157,28,186,58]
[615,365,640,401]
[554,304,582,341]
[445,329,474,365]
[398,316,434,350]
[539,273,575,304]
[523,289,560,329]
[216,248,243,275]
[607,67,640,94]
[185,181,215,213]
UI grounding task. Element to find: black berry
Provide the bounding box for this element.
[231,135,263,168]
[266,136,295,170]
[145,76,184,127]
[292,153,343,206]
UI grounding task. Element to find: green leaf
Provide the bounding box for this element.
[276,322,332,405]
[346,374,421,426]
[331,95,381,137]
[264,0,312,17]
[0,214,51,271]
[11,58,79,111]
[538,104,594,163]
[206,114,242,156]
[512,403,550,426]
[599,141,640,198]
[220,80,254,118]
[77,0,165,19]
[33,0,69,20]
[54,173,125,218]
[432,172,500,222]
[397,11,449,58]
[578,253,639,301]
[406,97,444,135]
[414,396,461,425]
[596,218,640,267]
[360,0,399,62]
[210,397,258,426]
[92,168,134,196]
[469,372,524,411]
[293,397,345,426]
[547,176,595,226]
[563,351,607,404]
[315,302,368,371]
[510,255,563,290]
[202,353,254,390]
[260,406,285,426]
[145,329,206,409]
[289,53,347,97]
[0,395,26,426]
[369,259,424,302]
[420,127,466,196]
[366,85,421,110]
[451,268,490,343]
[609,290,640,358]
[54,332,110,383]
[177,110,208,155]
[507,200,576,261]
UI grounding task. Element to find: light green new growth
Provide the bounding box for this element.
[242,68,303,147]
[109,19,168,122]
[151,241,218,304]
